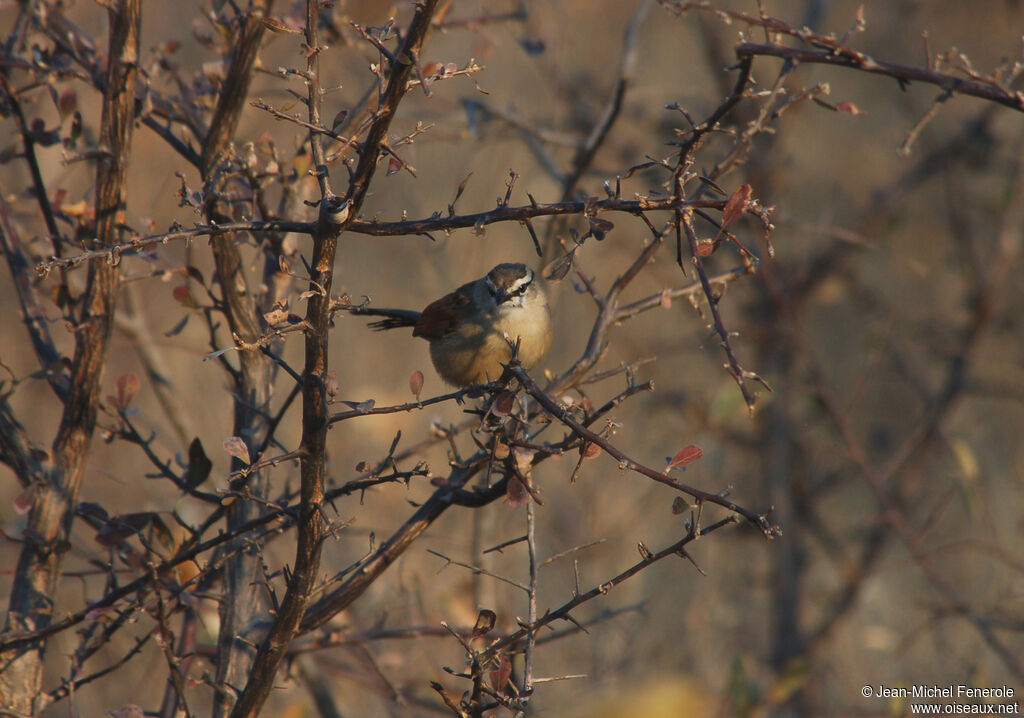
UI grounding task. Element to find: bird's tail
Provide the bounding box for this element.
[346,307,421,331]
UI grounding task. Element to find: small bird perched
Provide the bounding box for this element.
[356,263,552,387]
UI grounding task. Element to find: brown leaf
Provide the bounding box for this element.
[489,654,513,693]
[222,436,250,465]
[260,16,301,34]
[330,109,349,133]
[114,373,140,409]
[452,172,473,205]
[491,391,516,417]
[541,252,573,282]
[721,183,752,230]
[472,609,497,638]
[587,216,614,241]
[57,88,77,119]
[183,438,212,489]
[263,301,290,325]
[95,512,154,547]
[325,370,340,398]
[506,476,529,507]
[513,448,535,474]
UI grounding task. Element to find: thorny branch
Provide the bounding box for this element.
[2,0,1022,714]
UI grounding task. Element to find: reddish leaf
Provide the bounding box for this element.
[671,496,689,515]
[57,88,77,119]
[581,442,602,460]
[172,285,197,308]
[386,156,402,176]
[836,101,863,115]
[506,476,529,507]
[115,373,140,409]
[721,183,752,230]
[453,172,472,204]
[491,391,516,417]
[409,370,424,400]
[667,445,703,469]
[489,654,512,693]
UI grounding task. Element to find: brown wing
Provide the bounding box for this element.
[413,288,470,340]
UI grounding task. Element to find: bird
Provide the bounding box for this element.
[355,263,552,387]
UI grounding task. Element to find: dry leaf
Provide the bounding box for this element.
[222,436,251,465]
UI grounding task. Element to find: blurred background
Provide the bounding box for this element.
[2,0,1023,715]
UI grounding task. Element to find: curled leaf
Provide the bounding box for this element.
[513,448,535,474]
[472,609,497,638]
[263,301,290,325]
